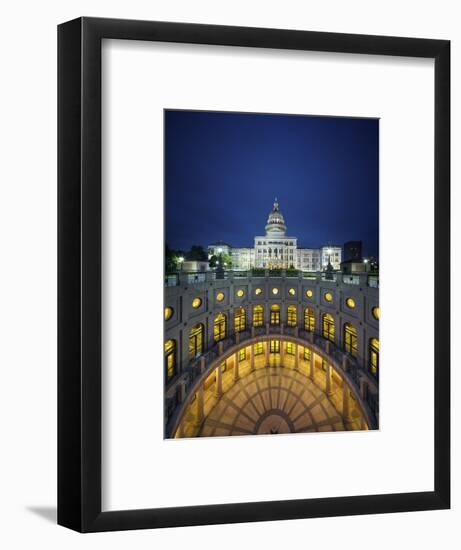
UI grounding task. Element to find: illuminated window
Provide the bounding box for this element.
[270,340,280,353]
[372,306,380,320]
[304,347,311,361]
[216,291,225,302]
[306,289,313,298]
[255,288,262,295]
[188,323,204,360]
[254,342,264,355]
[369,338,379,376]
[253,305,264,327]
[287,305,297,326]
[270,304,280,326]
[213,313,226,342]
[234,307,246,332]
[221,361,227,373]
[324,292,333,302]
[236,289,244,298]
[322,313,335,342]
[343,322,358,357]
[346,297,355,309]
[272,287,279,295]
[304,307,314,332]
[164,306,173,321]
[192,297,202,309]
[288,288,296,296]
[165,339,176,381]
[286,342,295,355]
[238,348,246,361]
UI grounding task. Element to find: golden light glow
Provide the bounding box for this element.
[236,289,244,297]
[304,307,314,332]
[372,306,380,320]
[164,306,173,321]
[165,339,176,380]
[324,292,333,302]
[287,305,297,326]
[255,288,262,295]
[272,287,279,295]
[216,292,225,302]
[192,297,202,309]
[270,303,280,326]
[369,337,379,376]
[344,322,358,357]
[346,297,356,309]
[322,313,335,342]
[253,305,264,327]
[188,324,203,360]
[234,307,246,332]
[213,313,226,342]
[288,288,296,296]
[306,289,313,298]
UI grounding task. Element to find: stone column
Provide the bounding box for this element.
[195,384,204,426]
[199,356,206,374]
[250,344,255,371]
[294,343,299,371]
[266,322,270,336]
[325,363,333,397]
[178,379,187,403]
[343,383,353,423]
[265,340,270,367]
[218,341,224,356]
[233,352,240,382]
[236,331,240,345]
[309,351,315,381]
[215,365,223,398]
[177,418,184,438]
[251,326,255,338]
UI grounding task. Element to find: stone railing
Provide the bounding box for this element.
[164,323,379,436]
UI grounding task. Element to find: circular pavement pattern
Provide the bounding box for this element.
[198,366,345,437]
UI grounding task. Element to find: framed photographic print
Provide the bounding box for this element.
[58,17,450,532]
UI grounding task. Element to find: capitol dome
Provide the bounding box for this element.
[265,198,287,236]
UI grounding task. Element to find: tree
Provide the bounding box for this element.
[187,245,207,261]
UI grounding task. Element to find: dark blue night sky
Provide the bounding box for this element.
[165,110,379,257]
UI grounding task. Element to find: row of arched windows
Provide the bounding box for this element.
[165,312,379,382]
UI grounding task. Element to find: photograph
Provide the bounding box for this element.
[164,109,379,439]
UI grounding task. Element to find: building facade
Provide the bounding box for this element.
[208,199,342,271]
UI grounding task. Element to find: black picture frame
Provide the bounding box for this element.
[58,17,450,532]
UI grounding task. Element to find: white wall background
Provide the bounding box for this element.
[0,1,458,548]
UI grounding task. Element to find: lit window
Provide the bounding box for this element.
[192,297,202,309]
[372,306,380,320]
[213,313,226,342]
[270,304,280,326]
[234,307,246,332]
[288,288,296,296]
[255,288,262,295]
[346,297,356,309]
[369,338,379,376]
[188,324,204,360]
[236,289,244,298]
[164,306,173,321]
[304,307,314,332]
[324,292,333,302]
[165,339,176,381]
[254,342,264,355]
[272,287,279,295]
[343,322,358,357]
[287,305,297,326]
[270,340,280,353]
[253,305,264,327]
[216,292,225,302]
[286,342,295,355]
[322,313,335,342]
[238,348,246,361]
[305,289,313,298]
[304,347,311,361]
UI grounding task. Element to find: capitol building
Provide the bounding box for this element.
[164,199,379,438]
[208,199,342,271]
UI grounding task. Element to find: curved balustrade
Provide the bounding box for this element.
[164,323,379,437]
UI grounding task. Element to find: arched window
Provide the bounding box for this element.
[188,323,204,360]
[270,304,280,326]
[287,305,297,326]
[270,340,280,353]
[369,338,379,376]
[234,307,246,333]
[253,305,264,327]
[213,313,226,342]
[343,322,358,357]
[304,307,314,332]
[165,339,176,381]
[322,313,335,342]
